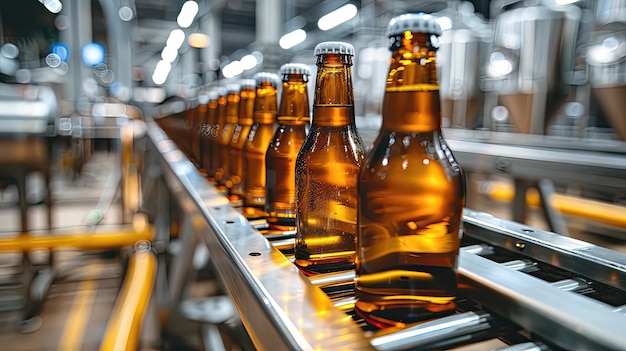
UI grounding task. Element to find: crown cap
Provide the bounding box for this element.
[387,13,442,37]
[314,41,355,56]
[280,63,311,76]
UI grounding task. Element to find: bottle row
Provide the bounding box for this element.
[177,13,465,329]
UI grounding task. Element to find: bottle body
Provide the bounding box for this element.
[216,88,241,183]
[355,25,465,328]
[266,121,307,225]
[202,94,219,175]
[243,122,276,207]
[209,91,228,180]
[295,44,366,275]
[266,67,311,228]
[228,84,256,196]
[194,97,208,171]
[243,75,278,209]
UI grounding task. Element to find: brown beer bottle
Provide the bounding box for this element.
[243,72,279,210]
[355,13,465,328]
[266,63,311,230]
[215,84,241,184]
[202,90,219,176]
[208,87,228,181]
[193,93,209,172]
[226,79,256,198]
[294,42,367,275]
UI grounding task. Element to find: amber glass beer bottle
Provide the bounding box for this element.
[294,42,367,275]
[243,72,279,209]
[208,87,228,180]
[202,90,219,176]
[355,13,465,328]
[215,84,241,183]
[193,93,209,172]
[227,79,256,198]
[265,63,311,229]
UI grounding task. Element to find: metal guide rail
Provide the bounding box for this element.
[147,119,626,351]
[441,128,626,193]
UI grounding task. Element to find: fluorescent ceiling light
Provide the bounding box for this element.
[167,29,186,50]
[436,16,452,31]
[222,61,243,79]
[152,60,172,85]
[317,4,357,31]
[279,29,307,49]
[161,46,178,63]
[39,0,62,14]
[240,54,258,70]
[177,1,199,28]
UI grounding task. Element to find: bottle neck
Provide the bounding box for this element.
[238,88,255,126]
[207,99,218,123]
[216,95,228,125]
[226,92,240,124]
[254,83,278,124]
[382,32,441,133]
[278,74,310,125]
[313,53,355,127]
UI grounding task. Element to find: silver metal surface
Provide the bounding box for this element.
[463,208,626,291]
[147,120,374,351]
[369,312,491,351]
[459,251,626,350]
[442,130,626,193]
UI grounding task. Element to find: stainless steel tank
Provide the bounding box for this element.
[587,0,626,140]
[482,2,581,134]
[437,2,492,129]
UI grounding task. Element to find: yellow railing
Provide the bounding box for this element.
[0,215,153,252]
[484,181,626,229]
[100,242,157,351]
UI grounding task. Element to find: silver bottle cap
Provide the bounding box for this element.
[253,72,280,87]
[205,90,218,100]
[387,13,442,37]
[314,41,355,56]
[226,83,241,93]
[215,86,228,97]
[239,79,256,89]
[280,63,311,76]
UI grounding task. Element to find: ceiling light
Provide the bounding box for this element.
[161,46,178,63]
[152,60,172,85]
[39,0,62,14]
[436,16,452,31]
[240,54,258,70]
[317,4,357,31]
[279,29,307,49]
[188,33,210,48]
[167,29,186,50]
[177,1,199,28]
[222,61,243,79]
[555,0,579,5]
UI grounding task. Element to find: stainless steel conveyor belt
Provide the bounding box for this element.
[146,118,626,351]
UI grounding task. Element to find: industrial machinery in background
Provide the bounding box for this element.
[421,0,626,236]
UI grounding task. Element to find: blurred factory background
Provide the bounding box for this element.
[0,0,625,350]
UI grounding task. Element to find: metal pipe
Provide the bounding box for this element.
[100,242,156,351]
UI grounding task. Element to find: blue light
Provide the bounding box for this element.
[81,42,105,66]
[51,42,69,62]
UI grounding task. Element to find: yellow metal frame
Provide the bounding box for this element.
[0,219,153,252]
[485,181,626,229]
[100,243,156,351]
